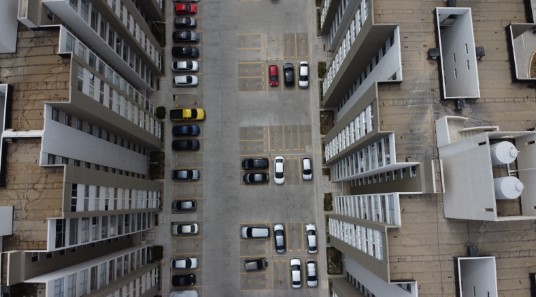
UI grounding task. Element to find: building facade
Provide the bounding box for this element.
[319,0,536,296]
[0,0,163,296]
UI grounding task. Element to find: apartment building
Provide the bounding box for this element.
[320,0,536,296]
[0,0,163,296]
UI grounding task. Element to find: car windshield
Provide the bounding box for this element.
[270,75,277,80]
[275,172,283,178]
[191,109,198,117]
[186,61,192,68]
[308,275,316,281]
[184,47,191,54]
[300,74,307,80]
[186,76,192,83]
[303,169,312,174]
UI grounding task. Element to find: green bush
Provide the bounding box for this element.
[155,106,166,119]
[151,245,163,262]
[318,61,326,78]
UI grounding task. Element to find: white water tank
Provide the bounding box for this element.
[494,176,524,200]
[490,141,518,165]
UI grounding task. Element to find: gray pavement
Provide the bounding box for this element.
[153,0,328,296]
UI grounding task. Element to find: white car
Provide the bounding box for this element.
[274,156,285,184]
[172,223,199,236]
[169,291,198,297]
[305,224,317,254]
[171,257,199,269]
[306,260,318,287]
[172,60,199,72]
[298,61,309,89]
[290,258,302,288]
[173,75,198,87]
[302,157,312,180]
[273,223,286,254]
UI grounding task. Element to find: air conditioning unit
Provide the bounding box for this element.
[17,0,40,28]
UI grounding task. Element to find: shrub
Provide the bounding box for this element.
[155,106,166,119]
[318,61,327,78]
[151,245,163,262]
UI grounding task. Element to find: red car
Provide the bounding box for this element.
[175,3,197,15]
[268,65,279,87]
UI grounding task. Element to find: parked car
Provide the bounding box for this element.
[173,31,200,43]
[244,258,268,271]
[306,260,318,287]
[243,173,269,184]
[305,224,317,254]
[173,75,198,87]
[172,200,197,212]
[172,46,199,58]
[171,257,199,269]
[283,63,295,87]
[268,64,279,86]
[298,61,309,88]
[290,258,302,289]
[273,224,286,254]
[172,139,200,151]
[174,17,197,29]
[172,169,200,181]
[175,3,197,15]
[302,157,312,180]
[172,274,196,286]
[174,0,200,2]
[242,157,269,170]
[169,290,198,297]
[172,60,199,72]
[172,223,199,236]
[274,156,285,185]
[170,108,205,121]
[240,226,270,239]
[173,124,200,137]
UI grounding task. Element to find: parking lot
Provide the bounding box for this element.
[157,0,323,296]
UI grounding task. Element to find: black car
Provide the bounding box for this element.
[172,200,197,211]
[172,139,200,151]
[243,172,269,184]
[174,16,196,29]
[172,274,196,286]
[172,46,199,58]
[242,157,269,170]
[173,31,199,43]
[283,63,295,87]
[172,124,200,137]
[172,169,200,181]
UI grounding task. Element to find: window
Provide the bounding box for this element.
[51,108,59,121]
[65,33,75,52]
[90,266,98,291]
[69,219,78,245]
[79,270,88,296]
[66,273,76,297]
[53,278,64,297]
[55,219,65,248]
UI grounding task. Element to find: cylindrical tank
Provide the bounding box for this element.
[494,176,524,200]
[490,141,518,165]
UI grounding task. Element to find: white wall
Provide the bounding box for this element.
[0,0,18,53]
[437,8,480,99]
[458,257,497,297]
[344,255,417,297]
[41,113,147,175]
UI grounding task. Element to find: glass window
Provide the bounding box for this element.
[53,278,64,297]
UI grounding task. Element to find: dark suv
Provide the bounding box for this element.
[283,63,295,87]
[172,46,199,58]
[242,157,269,170]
